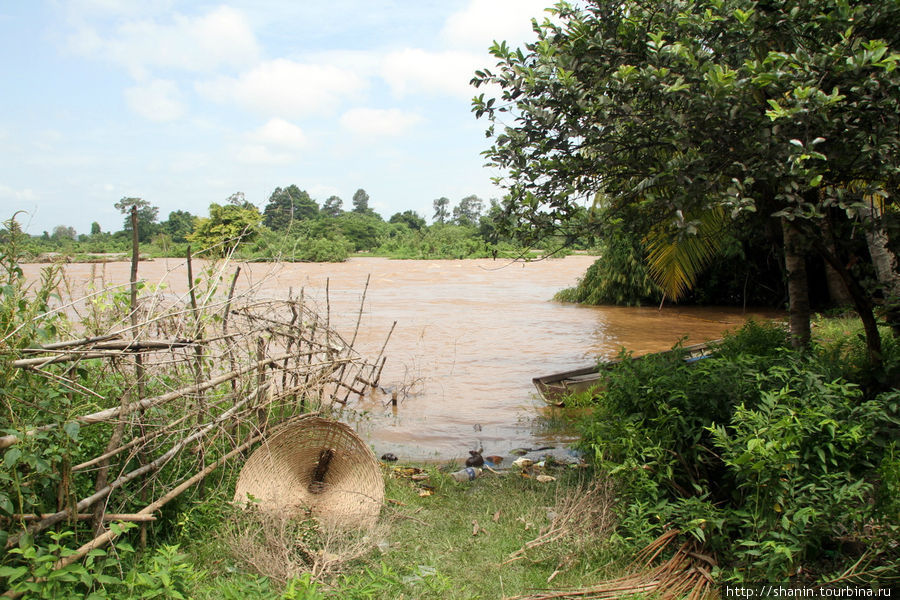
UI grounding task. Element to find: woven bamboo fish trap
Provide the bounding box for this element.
[234,415,384,530]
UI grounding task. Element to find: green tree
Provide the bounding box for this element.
[226,191,255,209]
[389,210,426,231]
[263,185,319,231]
[432,197,450,224]
[322,195,344,218]
[160,210,195,244]
[90,222,101,236]
[114,197,159,243]
[452,195,484,226]
[188,203,262,257]
[51,225,76,242]
[351,189,370,214]
[473,0,900,362]
[336,212,387,252]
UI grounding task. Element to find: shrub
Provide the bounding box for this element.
[555,230,659,305]
[578,320,900,582]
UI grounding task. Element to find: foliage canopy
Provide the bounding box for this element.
[473,0,900,235]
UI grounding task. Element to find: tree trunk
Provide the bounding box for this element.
[857,201,900,336]
[807,232,883,369]
[781,218,811,349]
[821,215,854,307]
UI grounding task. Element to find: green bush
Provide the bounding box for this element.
[578,321,900,582]
[240,228,351,262]
[555,229,659,305]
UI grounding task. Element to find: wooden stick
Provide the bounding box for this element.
[3,434,262,600]
[13,342,196,368]
[72,410,195,472]
[369,321,396,383]
[91,205,141,536]
[334,275,371,402]
[19,334,122,351]
[349,274,370,348]
[7,513,157,522]
[186,245,208,503]
[0,351,298,449]
[5,379,274,548]
[223,266,241,395]
[372,355,388,388]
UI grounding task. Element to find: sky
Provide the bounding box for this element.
[0,0,553,236]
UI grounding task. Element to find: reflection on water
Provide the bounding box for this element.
[27,256,781,461]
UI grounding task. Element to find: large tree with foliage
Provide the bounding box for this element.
[389,210,426,231]
[351,189,370,214]
[160,210,195,244]
[263,185,319,231]
[452,195,484,226]
[432,197,450,224]
[322,195,344,218]
[114,197,159,243]
[473,0,900,363]
[189,203,262,257]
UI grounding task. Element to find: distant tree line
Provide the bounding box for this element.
[15,185,581,262]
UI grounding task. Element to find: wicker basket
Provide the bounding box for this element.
[234,415,384,529]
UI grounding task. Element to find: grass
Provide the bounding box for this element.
[166,462,626,600]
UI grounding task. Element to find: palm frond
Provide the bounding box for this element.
[643,207,728,302]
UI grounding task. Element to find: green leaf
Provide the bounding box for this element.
[0,493,13,515]
[0,566,28,582]
[63,421,80,441]
[3,447,21,468]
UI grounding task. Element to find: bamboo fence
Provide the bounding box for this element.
[1,222,390,592]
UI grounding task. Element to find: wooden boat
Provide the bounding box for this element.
[533,339,720,406]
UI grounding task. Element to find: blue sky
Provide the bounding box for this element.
[0,1,552,236]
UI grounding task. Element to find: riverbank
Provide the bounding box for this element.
[160,461,627,600]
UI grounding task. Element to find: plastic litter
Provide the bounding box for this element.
[450,466,482,482]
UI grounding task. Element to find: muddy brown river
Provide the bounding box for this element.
[25,256,780,461]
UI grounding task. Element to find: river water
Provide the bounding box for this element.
[26,256,779,461]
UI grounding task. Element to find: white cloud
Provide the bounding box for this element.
[235,144,293,165]
[340,108,423,137]
[68,5,259,78]
[442,0,550,50]
[382,48,482,98]
[0,184,37,203]
[235,118,308,165]
[197,58,366,118]
[251,118,308,148]
[124,79,185,121]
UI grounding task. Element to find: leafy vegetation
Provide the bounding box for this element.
[575,321,900,583]
[473,0,900,356]
[12,188,583,264]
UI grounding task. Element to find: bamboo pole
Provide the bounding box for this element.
[71,410,195,472]
[18,334,122,351]
[3,434,262,600]
[368,320,396,384]
[186,245,208,501]
[223,266,241,396]
[7,513,157,522]
[13,342,196,368]
[255,338,268,433]
[0,352,300,449]
[372,355,388,389]
[93,209,142,536]
[5,379,274,549]
[335,275,370,403]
